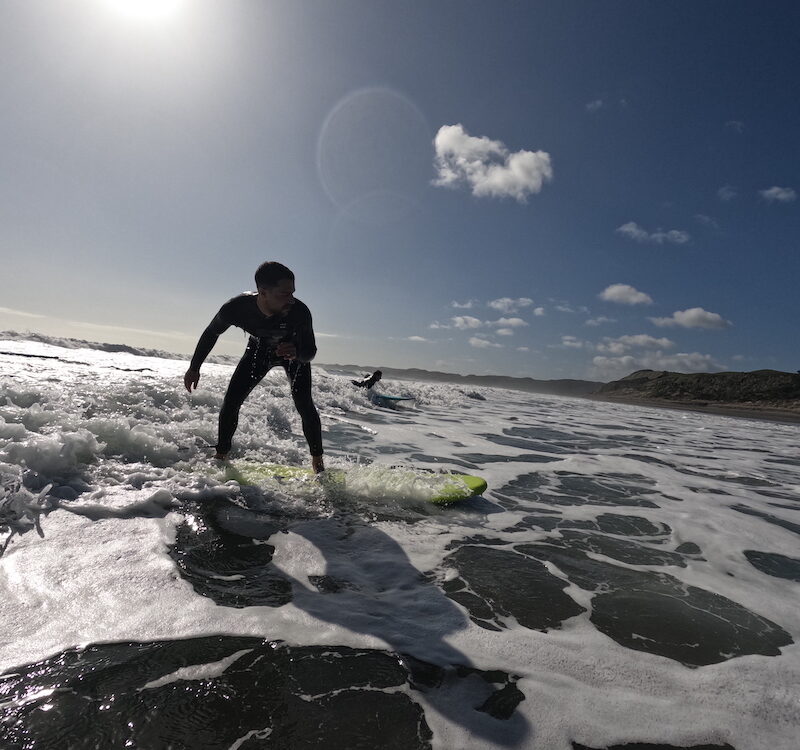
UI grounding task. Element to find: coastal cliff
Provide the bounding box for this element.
[593,369,800,422]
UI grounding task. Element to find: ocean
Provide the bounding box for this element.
[1,338,798,749]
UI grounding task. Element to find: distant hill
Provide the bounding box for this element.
[323,363,602,397]
[597,369,800,405]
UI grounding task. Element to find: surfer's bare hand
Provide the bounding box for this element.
[184,368,200,392]
[276,342,297,360]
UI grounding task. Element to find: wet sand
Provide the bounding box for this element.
[585,394,800,425]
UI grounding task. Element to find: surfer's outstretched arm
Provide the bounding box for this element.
[183,308,233,392]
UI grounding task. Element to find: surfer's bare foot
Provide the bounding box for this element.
[214,452,229,461]
[311,455,325,474]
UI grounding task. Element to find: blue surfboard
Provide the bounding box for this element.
[369,391,415,408]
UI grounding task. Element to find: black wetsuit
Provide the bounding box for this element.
[351,373,381,389]
[189,293,322,457]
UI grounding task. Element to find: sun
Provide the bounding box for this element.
[104,0,185,22]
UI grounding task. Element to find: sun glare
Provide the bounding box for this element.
[104,0,185,22]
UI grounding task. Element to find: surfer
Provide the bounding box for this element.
[351,370,382,390]
[183,261,324,473]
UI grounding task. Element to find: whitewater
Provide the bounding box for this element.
[1,337,798,750]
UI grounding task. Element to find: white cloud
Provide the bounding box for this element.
[596,341,625,355]
[496,328,514,336]
[451,315,483,330]
[469,336,502,349]
[717,185,737,201]
[592,351,723,381]
[533,307,545,316]
[694,214,719,229]
[491,317,528,328]
[591,355,639,380]
[407,336,429,342]
[599,284,653,305]
[596,334,675,355]
[432,124,553,202]
[586,99,604,113]
[516,346,530,352]
[450,299,477,309]
[429,321,451,330]
[0,306,46,319]
[615,222,649,243]
[616,222,690,245]
[759,186,796,203]
[618,334,674,348]
[487,297,533,314]
[560,336,588,349]
[649,307,731,329]
[68,320,191,339]
[555,304,575,313]
[585,316,614,326]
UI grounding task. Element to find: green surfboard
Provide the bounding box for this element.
[220,462,487,505]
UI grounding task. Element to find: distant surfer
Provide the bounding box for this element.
[183,262,324,473]
[351,370,382,390]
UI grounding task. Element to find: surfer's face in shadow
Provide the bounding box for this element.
[258,279,295,315]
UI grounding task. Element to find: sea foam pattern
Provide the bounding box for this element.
[0,339,798,749]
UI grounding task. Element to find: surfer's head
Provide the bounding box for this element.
[373,370,382,381]
[256,262,295,315]
[255,261,294,289]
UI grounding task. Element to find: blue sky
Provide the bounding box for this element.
[2,0,798,380]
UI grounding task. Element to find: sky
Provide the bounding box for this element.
[1,0,798,381]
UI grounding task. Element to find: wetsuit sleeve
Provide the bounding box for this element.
[293,307,317,364]
[189,307,233,371]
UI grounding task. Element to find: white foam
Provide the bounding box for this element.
[140,649,254,691]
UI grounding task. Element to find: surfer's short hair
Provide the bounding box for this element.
[255,262,294,289]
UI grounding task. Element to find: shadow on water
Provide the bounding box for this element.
[170,494,532,747]
[0,490,530,749]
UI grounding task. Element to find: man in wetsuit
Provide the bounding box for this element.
[351,370,382,390]
[183,262,324,473]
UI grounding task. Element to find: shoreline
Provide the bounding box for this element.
[585,394,800,425]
